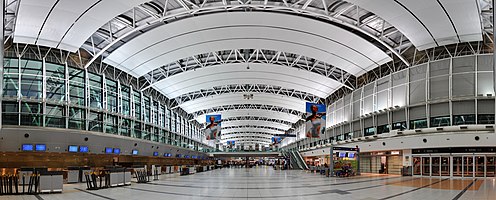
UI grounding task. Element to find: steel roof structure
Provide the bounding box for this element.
[4,0,492,146]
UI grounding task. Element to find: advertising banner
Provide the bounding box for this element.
[205,114,221,140]
[305,102,326,138]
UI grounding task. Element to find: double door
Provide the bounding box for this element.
[413,155,496,178]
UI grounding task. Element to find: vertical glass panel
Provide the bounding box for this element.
[2,102,19,125]
[88,111,103,132]
[133,121,142,139]
[452,73,475,97]
[45,63,65,103]
[105,114,118,134]
[68,67,85,106]
[68,107,85,130]
[106,79,117,113]
[45,105,65,128]
[143,96,150,123]
[121,86,130,116]
[88,73,102,109]
[120,118,131,137]
[3,58,19,97]
[20,102,42,126]
[134,91,141,120]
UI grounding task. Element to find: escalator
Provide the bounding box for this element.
[291,151,308,170]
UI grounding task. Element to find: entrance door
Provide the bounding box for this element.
[487,156,495,177]
[440,157,450,176]
[463,156,474,178]
[422,157,431,176]
[431,157,440,176]
[413,157,421,175]
[475,156,485,177]
[453,156,463,177]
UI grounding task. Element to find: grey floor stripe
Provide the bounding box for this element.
[378,178,449,200]
[452,179,477,200]
[74,188,117,200]
[34,194,44,200]
[145,176,401,189]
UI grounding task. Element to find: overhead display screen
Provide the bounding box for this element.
[68,145,78,152]
[132,149,139,155]
[105,147,113,154]
[35,144,46,151]
[113,148,121,154]
[79,146,89,153]
[22,144,34,151]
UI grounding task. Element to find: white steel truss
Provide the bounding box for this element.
[222,132,276,137]
[222,116,292,126]
[192,104,304,119]
[141,49,355,91]
[171,83,323,107]
[222,125,286,133]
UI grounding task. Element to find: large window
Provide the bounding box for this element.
[69,107,85,130]
[106,79,117,113]
[20,60,42,99]
[453,114,476,125]
[364,127,375,136]
[3,58,19,97]
[121,86,130,116]
[45,105,65,128]
[45,63,65,103]
[68,67,85,106]
[105,114,118,134]
[88,111,103,132]
[430,116,450,127]
[88,73,102,109]
[478,114,495,124]
[20,102,42,126]
[133,91,141,120]
[143,96,150,123]
[377,124,390,134]
[392,121,406,130]
[409,119,427,129]
[2,102,18,125]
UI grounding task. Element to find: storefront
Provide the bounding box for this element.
[360,150,403,175]
[412,147,496,178]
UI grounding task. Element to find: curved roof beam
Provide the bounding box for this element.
[83,1,409,73]
[142,49,354,93]
[195,109,301,124]
[103,12,391,77]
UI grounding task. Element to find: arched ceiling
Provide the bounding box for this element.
[6,0,489,147]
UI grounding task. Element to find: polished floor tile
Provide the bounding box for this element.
[0,166,495,200]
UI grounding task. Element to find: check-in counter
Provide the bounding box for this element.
[39,171,63,193]
[108,168,132,187]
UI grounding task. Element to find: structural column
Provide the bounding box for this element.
[0,0,4,130]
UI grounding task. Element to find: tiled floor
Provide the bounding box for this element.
[1,166,495,200]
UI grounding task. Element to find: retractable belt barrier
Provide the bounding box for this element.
[84,171,110,190]
[0,173,41,195]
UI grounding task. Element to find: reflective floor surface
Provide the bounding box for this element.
[1,166,495,200]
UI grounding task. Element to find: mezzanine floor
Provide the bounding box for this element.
[1,166,495,200]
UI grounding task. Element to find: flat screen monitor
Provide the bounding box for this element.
[105,147,113,154]
[339,152,346,158]
[132,149,138,155]
[35,144,46,151]
[113,148,121,154]
[68,145,78,153]
[79,146,89,153]
[153,152,159,156]
[176,154,181,158]
[22,144,33,151]
[348,152,355,158]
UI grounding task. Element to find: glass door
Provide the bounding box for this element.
[487,156,495,177]
[463,156,474,178]
[422,157,431,176]
[413,157,421,175]
[431,157,440,176]
[453,156,463,177]
[475,156,485,177]
[440,157,450,176]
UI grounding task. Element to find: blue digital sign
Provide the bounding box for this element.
[153,152,159,156]
[339,152,346,158]
[105,147,113,154]
[68,145,78,152]
[79,146,89,153]
[132,149,139,155]
[113,148,121,154]
[22,144,33,151]
[35,144,46,151]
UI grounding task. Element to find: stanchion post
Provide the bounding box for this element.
[329,145,334,177]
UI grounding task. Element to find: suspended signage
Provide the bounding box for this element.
[205,114,221,140]
[304,102,326,138]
